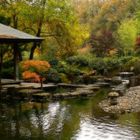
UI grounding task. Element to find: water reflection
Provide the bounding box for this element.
[72,117,137,140]
[0,90,140,140]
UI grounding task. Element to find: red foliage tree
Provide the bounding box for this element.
[135,36,140,54]
[21,60,51,88]
[90,30,114,57]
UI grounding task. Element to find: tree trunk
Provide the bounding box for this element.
[13,46,19,80]
[0,47,3,95]
[29,43,37,60]
[29,0,46,60]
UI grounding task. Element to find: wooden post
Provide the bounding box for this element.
[0,47,3,94]
[14,45,19,81]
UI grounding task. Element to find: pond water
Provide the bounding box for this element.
[1,89,140,140]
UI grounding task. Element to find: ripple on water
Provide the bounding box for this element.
[1,94,140,140]
[71,117,140,140]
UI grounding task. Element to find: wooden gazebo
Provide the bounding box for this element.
[0,23,43,85]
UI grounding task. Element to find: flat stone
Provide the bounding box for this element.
[119,72,134,76]
[21,82,57,89]
[95,82,110,87]
[57,83,85,88]
[33,93,50,96]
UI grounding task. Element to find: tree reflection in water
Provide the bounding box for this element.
[0,90,140,140]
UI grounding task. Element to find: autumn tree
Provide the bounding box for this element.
[90,30,114,57]
[44,0,84,58]
[85,0,138,56]
[23,0,47,60]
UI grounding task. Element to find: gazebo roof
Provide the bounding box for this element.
[0,23,43,43]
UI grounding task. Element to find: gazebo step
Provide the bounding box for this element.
[3,85,33,89]
[1,79,22,85]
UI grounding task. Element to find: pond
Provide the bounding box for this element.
[0,89,140,140]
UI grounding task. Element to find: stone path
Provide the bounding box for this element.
[0,80,102,102]
[21,82,57,89]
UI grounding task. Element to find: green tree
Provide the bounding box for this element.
[86,0,138,56]
[117,19,140,55]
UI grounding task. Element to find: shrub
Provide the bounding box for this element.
[123,57,140,74]
[66,53,93,67]
[67,54,134,76]
[59,73,70,83]
[2,67,14,79]
[47,68,61,83]
[2,60,14,78]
